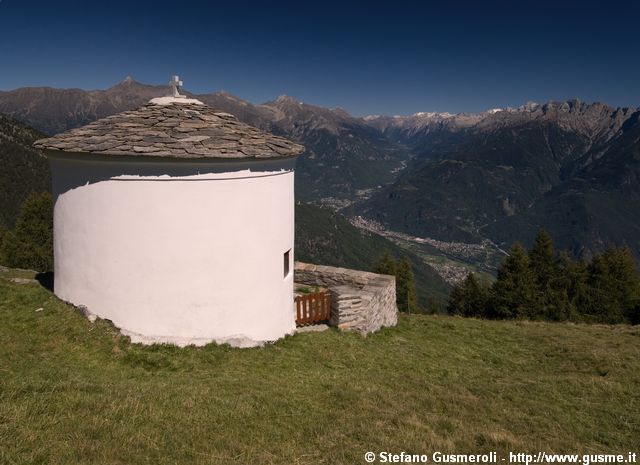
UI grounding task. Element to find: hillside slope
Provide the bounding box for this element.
[295,203,450,305]
[0,115,49,227]
[356,101,640,258]
[1,271,638,464]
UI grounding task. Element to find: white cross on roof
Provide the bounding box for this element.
[169,75,185,98]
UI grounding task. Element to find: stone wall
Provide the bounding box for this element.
[294,262,398,334]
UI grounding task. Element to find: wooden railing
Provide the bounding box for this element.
[295,292,331,327]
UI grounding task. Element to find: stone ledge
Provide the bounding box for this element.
[295,262,398,334]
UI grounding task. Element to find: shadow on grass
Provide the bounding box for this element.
[36,271,54,292]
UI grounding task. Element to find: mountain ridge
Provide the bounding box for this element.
[1,78,639,261]
[353,101,640,259]
[0,78,411,201]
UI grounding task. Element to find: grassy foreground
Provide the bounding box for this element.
[1,270,639,465]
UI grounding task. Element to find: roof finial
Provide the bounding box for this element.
[169,75,185,98]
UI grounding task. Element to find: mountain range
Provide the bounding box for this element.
[356,100,640,258]
[0,77,408,203]
[0,112,450,305]
[0,77,639,266]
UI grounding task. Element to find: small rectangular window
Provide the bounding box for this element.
[284,249,291,278]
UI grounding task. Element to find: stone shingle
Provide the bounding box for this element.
[34,101,304,159]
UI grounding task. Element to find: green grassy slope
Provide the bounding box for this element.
[295,203,451,305]
[1,271,639,464]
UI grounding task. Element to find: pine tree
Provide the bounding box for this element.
[0,192,53,271]
[447,273,489,317]
[631,303,640,326]
[529,229,556,289]
[586,247,640,324]
[373,251,397,276]
[528,230,575,320]
[489,243,537,319]
[395,257,419,313]
[554,252,585,321]
[606,248,640,324]
[0,222,7,264]
[425,296,444,315]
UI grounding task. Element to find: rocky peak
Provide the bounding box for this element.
[273,95,299,105]
[109,76,146,90]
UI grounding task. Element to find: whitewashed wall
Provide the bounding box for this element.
[49,153,297,347]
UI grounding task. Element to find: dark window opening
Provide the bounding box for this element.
[284,249,291,278]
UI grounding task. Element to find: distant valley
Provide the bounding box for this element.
[0,109,450,307]
[357,100,640,260]
[0,78,639,293]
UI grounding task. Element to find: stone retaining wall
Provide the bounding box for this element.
[294,262,398,334]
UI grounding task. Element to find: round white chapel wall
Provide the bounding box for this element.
[49,153,296,347]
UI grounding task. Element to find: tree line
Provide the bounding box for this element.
[448,230,640,325]
[373,252,420,313]
[3,193,639,326]
[0,192,53,271]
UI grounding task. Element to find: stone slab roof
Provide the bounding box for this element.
[33,100,304,160]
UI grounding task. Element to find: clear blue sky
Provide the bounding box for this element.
[0,0,638,116]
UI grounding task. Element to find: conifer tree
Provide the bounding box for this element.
[0,192,53,271]
[373,251,397,276]
[489,243,537,319]
[528,229,576,320]
[425,296,444,315]
[606,248,640,323]
[631,304,640,326]
[529,229,556,289]
[0,222,7,264]
[585,247,640,324]
[396,257,419,313]
[374,252,419,313]
[447,273,489,317]
[554,252,586,321]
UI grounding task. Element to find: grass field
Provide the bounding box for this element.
[1,268,639,465]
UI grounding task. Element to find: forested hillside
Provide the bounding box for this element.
[358,101,640,259]
[295,203,450,306]
[0,115,49,228]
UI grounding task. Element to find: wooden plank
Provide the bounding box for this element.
[325,294,329,320]
[294,291,333,326]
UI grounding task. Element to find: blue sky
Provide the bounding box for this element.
[0,0,638,116]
